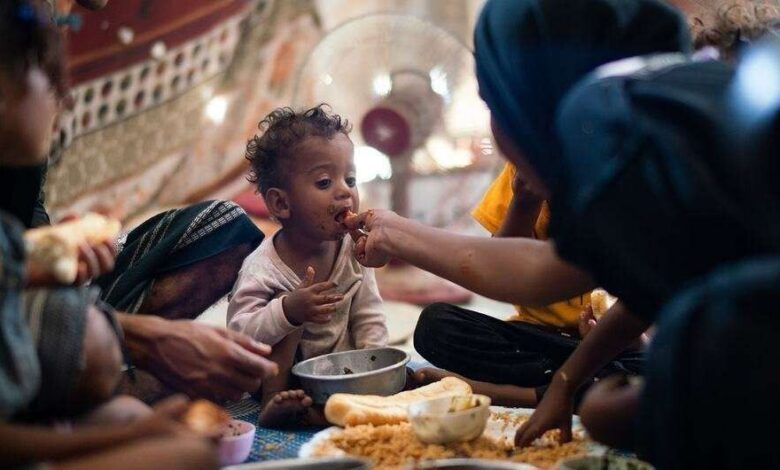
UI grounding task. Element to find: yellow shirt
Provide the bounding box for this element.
[471,163,588,329]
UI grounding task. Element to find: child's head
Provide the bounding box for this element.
[246,104,358,241]
[0,0,66,166]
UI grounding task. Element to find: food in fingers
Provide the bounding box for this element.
[25,213,121,284]
[182,399,230,435]
[335,209,358,226]
[589,288,616,319]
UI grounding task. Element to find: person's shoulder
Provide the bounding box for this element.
[240,235,285,279]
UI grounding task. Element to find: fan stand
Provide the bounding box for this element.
[373,151,473,306]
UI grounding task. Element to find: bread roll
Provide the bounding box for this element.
[324,377,472,427]
[590,288,617,319]
[182,399,230,434]
[24,213,121,283]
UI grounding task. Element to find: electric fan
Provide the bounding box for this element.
[292,13,492,307]
[292,13,490,218]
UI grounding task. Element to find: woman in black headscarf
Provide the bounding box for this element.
[619,41,780,467]
[344,0,772,455]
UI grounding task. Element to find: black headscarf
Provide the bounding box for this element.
[638,255,780,469]
[550,59,767,319]
[474,0,691,191]
[475,0,769,319]
[96,200,264,312]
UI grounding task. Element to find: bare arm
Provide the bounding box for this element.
[514,301,650,446]
[348,210,595,306]
[0,424,138,466]
[494,178,544,238]
[118,314,277,402]
[494,198,541,238]
[0,396,192,466]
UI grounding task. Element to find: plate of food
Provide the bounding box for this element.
[299,378,604,470]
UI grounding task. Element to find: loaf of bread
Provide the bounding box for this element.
[182,399,230,434]
[590,288,617,319]
[324,377,472,427]
[24,213,121,284]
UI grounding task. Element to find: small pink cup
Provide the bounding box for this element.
[218,419,256,466]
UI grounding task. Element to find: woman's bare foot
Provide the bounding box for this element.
[410,367,468,387]
[258,390,313,428]
[408,367,537,408]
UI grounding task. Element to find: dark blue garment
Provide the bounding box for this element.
[0,212,40,421]
[551,60,764,320]
[474,0,691,191]
[638,256,780,469]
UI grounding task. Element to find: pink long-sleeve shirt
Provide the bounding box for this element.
[226,233,388,360]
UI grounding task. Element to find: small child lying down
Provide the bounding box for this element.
[227,105,388,427]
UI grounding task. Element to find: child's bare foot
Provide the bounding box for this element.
[259,390,313,428]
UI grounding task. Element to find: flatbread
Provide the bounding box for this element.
[324,377,472,427]
[182,399,230,435]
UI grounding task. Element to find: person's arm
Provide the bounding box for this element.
[514,301,649,446]
[118,314,277,402]
[226,272,300,347]
[494,176,544,239]
[0,395,193,466]
[349,268,389,349]
[347,210,595,306]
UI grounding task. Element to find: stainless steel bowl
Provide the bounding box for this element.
[224,457,371,469]
[291,347,410,404]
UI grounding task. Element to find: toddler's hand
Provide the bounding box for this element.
[283,267,343,326]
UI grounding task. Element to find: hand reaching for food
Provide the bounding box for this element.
[514,374,575,448]
[283,266,344,325]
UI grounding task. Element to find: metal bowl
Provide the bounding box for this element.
[291,347,410,404]
[224,457,371,469]
[405,459,537,469]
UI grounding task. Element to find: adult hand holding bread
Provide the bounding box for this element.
[24,212,120,286]
[127,396,229,441]
[283,266,343,325]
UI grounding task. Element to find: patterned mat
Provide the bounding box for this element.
[225,398,324,463]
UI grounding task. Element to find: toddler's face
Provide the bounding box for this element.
[285,133,360,241]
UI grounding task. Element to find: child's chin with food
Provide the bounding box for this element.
[331,208,358,240]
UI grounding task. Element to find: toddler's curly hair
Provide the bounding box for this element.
[246,104,352,195]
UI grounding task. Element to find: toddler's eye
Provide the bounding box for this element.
[346,176,356,187]
[316,178,331,189]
